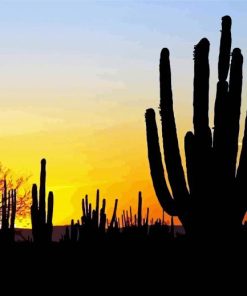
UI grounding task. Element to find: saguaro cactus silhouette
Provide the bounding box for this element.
[31,159,54,243]
[0,180,16,242]
[145,16,247,238]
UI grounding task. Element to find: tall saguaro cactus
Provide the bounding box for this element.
[145,16,246,238]
[31,159,54,243]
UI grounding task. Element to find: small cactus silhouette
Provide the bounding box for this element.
[31,159,54,243]
[0,180,16,242]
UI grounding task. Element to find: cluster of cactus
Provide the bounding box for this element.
[0,180,16,242]
[121,192,176,238]
[121,192,149,228]
[145,16,247,238]
[62,190,177,242]
[31,159,54,243]
[63,189,119,242]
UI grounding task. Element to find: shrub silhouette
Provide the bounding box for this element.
[145,16,247,238]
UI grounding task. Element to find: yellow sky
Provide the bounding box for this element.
[0,121,170,227]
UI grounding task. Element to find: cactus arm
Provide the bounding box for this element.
[213,49,243,187]
[2,180,7,230]
[39,159,46,225]
[95,189,99,227]
[145,108,178,216]
[227,48,243,176]
[31,184,38,241]
[159,48,189,204]
[101,198,106,214]
[138,191,142,227]
[211,17,237,234]
[109,199,118,228]
[193,38,211,146]
[46,191,54,242]
[218,16,232,81]
[185,132,195,195]
[213,81,229,150]
[6,191,11,228]
[214,16,232,150]
[47,191,54,226]
[31,184,38,212]
[99,199,106,232]
[85,194,89,218]
[82,198,86,217]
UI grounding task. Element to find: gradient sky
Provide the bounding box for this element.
[0,0,247,227]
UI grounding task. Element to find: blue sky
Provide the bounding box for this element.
[0,1,246,104]
[1,0,247,163]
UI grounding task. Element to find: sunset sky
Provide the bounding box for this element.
[0,1,247,227]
